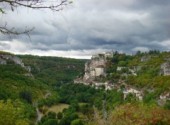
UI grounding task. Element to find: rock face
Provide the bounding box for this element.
[140,56,150,62]
[160,62,170,76]
[0,54,31,72]
[0,58,6,65]
[83,52,113,81]
[0,54,24,66]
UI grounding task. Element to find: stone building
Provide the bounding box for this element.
[123,87,143,101]
[95,65,105,76]
[83,52,113,81]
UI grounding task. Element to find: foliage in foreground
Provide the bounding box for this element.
[89,103,170,125]
[0,100,30,125]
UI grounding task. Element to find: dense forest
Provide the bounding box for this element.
[0,51,170,125]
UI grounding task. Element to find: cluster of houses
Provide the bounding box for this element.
[75,78,144,101]
[116,66,141,76]
[75,52,170,103]
[122,87,143,101]
[79,53,170,82]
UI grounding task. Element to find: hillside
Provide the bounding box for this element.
[74,51,170,125]
[107,51,170,90]
[0,51,86,125]
[0,51,170,125]
[19,55,85,85]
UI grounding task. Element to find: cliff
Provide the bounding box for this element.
[0,53,31,72]
[75,51,170,104]
[83,52,113,81]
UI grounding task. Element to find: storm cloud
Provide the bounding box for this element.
[0,0,170,58]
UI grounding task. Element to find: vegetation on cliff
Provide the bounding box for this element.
[0,50,170,125]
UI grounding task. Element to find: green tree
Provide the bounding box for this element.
[57,112,63,119]
[42,119,58,125]
[0,100,29,125]
[71,119,83,125]
[19,90,32,104]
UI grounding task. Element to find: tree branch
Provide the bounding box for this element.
[0,0,71,35]
[0,25,34,35]
[0,0,70,11]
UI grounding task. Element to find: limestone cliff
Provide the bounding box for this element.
[0,53,31,72]
[83,52,113,81]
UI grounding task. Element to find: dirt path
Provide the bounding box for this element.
[34,92,51,124]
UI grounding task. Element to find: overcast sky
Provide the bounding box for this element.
[0,0,170,59]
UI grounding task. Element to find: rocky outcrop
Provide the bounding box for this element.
[0,58,6,65]
[160,62,170,76]
[141,56,150,62]
[83,52,113,81]
[0,54,31,72]
[0,54,24,66]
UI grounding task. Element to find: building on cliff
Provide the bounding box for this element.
[83,52,113,81]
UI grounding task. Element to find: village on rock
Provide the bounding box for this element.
[74,51,170,104]
[0,51,170,105]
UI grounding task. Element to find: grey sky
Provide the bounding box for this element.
[0,0,170,59]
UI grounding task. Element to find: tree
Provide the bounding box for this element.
[19,90,32,104]
[71,119,83,125]
[57,112,63,119]
[0,100,29,125]
[0,0,72,35]
[42,119,58,125]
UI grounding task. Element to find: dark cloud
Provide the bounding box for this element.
[0,0,170,58]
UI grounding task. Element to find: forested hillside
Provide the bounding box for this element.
[0,51,170,125]
[19,55,85,85]
[0,52,86,125]
[106,51,170,92]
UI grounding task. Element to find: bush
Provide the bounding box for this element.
[19,90,32,104]
[71,119,83,125]
[42,119,58,125]
[57,112,63,119]
[47,112,56,119]
[164,100,170,110]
